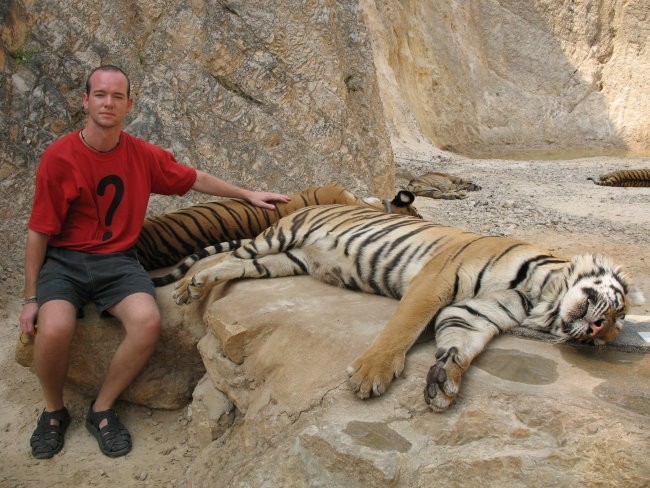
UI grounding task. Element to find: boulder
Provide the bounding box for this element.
[185,276,649,487]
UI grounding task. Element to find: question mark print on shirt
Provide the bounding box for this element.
[97,175,125,241]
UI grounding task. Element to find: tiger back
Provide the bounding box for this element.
[587,168,650,187]
[136,183,419,271]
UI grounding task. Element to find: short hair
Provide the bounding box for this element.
[85,65,131,98]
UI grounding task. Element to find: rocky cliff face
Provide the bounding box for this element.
[2,1,649,261]
[0,0,393,277]
[364,0,650,158]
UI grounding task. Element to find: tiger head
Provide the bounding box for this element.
[526,254,645,344]
[362,190,421,218]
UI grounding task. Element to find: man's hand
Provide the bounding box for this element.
[19,302,39,337]
[246,191,291,210]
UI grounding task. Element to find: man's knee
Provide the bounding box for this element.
[139,311,162,343]
[124,307,161,347]
[35,301,77,343]
[110,293,161,341]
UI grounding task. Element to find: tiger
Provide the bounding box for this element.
[587,168,650,187]
[136,182,420,271]
[169,204,645,412]
[406,171,481,199]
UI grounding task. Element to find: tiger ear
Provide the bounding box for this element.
[392,190,416,207]
[628,284,646,306]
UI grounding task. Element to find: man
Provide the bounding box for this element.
[18,65,290,459]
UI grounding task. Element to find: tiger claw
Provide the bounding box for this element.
[186,274,205,301]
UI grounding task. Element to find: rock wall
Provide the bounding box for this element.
[0,0,394,280]
[363,0,650,157]
[2,1,649,269]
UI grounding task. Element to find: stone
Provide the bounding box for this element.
[0,1,395,241]
[185,276,650,487]
[187,375,235,449]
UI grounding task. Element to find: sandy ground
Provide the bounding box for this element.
[0,153,648,488]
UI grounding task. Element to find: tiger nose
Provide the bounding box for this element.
[590,322,605,336]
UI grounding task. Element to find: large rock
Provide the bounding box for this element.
[12,247,648,485]
[185,276,649,487]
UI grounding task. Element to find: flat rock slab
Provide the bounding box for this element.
[189,276,650,487]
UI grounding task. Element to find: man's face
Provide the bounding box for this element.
[82,70,133,129]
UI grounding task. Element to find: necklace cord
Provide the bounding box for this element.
[80,130,120,153]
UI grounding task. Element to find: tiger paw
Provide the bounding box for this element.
[346,346,406,399]
[423,347,464,412]
[172,279,192,305]
[172,275,205,305]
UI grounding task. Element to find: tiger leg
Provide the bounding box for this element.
[424,290,529,411]
[347,272,455,399]
[440,191,467,200]
[173,250,307,304]
[419,189,467,200]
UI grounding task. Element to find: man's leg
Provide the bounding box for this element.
[33,299,78,411]
[93,292,161,412]
[84,292,161,457]
[30,299,77,458]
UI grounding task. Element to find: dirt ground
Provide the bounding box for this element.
[1,154,648,488]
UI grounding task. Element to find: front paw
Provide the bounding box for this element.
[172,275,205,305]
[346,346,405,399]
[423,347,464,412]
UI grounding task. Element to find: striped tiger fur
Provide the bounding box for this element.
[136,183,419,271]
[406,171,481,199]
[587,168,650,187]
[170,205,645,412]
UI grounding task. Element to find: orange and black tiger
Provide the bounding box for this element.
[406,171,481,199]
[136,183,419,271]
[587,168,650,187]
[168,204,645,412]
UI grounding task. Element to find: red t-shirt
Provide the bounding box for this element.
[29,130,197,253]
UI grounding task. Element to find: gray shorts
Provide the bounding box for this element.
[37,247,156,315]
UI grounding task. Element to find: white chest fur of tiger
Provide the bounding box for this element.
[171,205,645,412]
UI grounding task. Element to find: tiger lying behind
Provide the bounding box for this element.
[587,168,650,187]
[136,182,420,271]
[169,205,645,411]
[406,171,481,199]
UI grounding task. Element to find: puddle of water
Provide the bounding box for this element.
[558,345,646,380]
[559,345,650,416]
[473,348,558,385]
[344,421,412,452]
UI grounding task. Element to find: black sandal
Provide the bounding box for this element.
[30,407,71,459]
[85,402,132,457]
